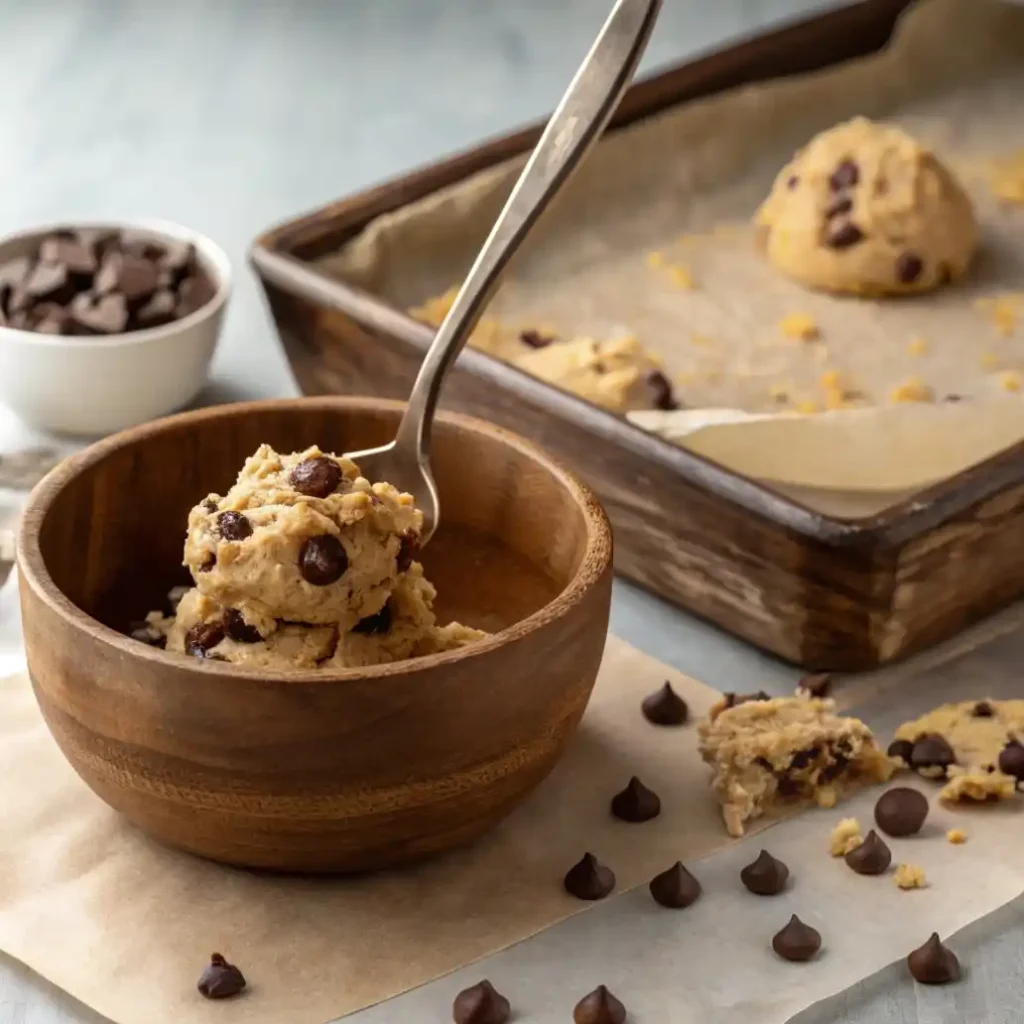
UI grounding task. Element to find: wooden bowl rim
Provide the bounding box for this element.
[17,396,613,685]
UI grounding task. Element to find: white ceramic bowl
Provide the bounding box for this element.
[0,219,230,437]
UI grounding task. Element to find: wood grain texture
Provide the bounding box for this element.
[16,398,613,873]
[251,0,1024,672]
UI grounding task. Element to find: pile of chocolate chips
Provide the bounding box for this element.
[0,227,215,336]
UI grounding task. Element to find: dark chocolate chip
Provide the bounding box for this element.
[799,673,832,698]
[519,329,555,349]
[563,853,615,901]
[95,252,160,306]
[223,609,262,644]
[647,369,679,411]
[0,258,32,307]
[971,701,994,718]
[787,746,820,770]
[176,274,216,318]
[452,979,511,1024]
[772,915,822,962]
[740,850,789,895]
[649,861,701,908]
[23,261,77,304]
[910,733,955,774]
[641,681,688,725]
[133,289,177,329]
[299,534,348,586]
[874,787,929,837]
[844,829,892,875]
[129,623,166,648]
[39,236,97,281]
[787,174,799,189]
[829,159,859,191]
[185,622,225,658]
[887,738,914,764]
[824,196,853,219]
[998,740,1024,781]
[610,776,661,822]
[352,601,393,636]
[166,585,190,612]
[202,499,219,513]
[70,292,129,334]
[290,456,343,498]
[197,952,246,1000]
[723,690,772,709]
[573,985,626,1024]
[896,252,923,284]
[397,530,420,573]
[824,221,865,250]
[159,240,197,282]
[820,752,850,783]
[907,933,960,985]
[217,510,253,542]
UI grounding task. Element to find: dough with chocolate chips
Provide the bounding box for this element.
[755,117,977,297]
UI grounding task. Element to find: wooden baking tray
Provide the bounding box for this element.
[251,0,1024,672]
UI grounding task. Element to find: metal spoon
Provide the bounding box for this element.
[350,0,659,543]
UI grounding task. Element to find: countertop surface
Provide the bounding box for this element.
[0,1,1020,1021]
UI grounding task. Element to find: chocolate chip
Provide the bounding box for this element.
[649,861,701,908]
[133,289,177,329]
[641,681,688,725]
[937,262,953,286]
[740,850,789,895]
[95,252,160,307]
[217,510,253,542]
[299,534,348,586]
[185,622,225,658]
[24,262,77,304]
[451,979,511,1024]
[787,174,799,189]
[197,952,246,1000]
[290,456,343,498]
[563,853,615,901]
[971,700,994,718]
[820,752,850,783]
[887,738,914,764]
[798,672,831,698]
[723,690,772,709]
[844,829,892,875]
[896,252,923,284]
[772,915,822,962]
[874,787,929,837]
[166,585,190,612]
[907,933,960,985]
[647,369,679,411]
[998,740,1024,781]
[223,609,262,644]
[176,274,216,318]
[910,733,955,774]
[129,623,166,648]
[824,221,865,250]
[38,236,97,282]
[397,530,420,573]
[787,746,820,770]
[829,159,859,191]
[824,196,853,219]
[610,776,661,822]
[202,499,219,513]
[69,292,129,334]
[159,240,197,283]
[573,985,626,1024]
[352,601,392,635]
[519,329,555,349]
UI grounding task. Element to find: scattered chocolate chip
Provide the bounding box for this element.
[829,159,859,191]
[910,733,955,775]
[971,700,994,718]
[896,252,923,284]
[998,740,1024,781]
[451,979,511,1024]
[641,681,688,725]
[563,853,615,901]
[299,534,348,586]
[772,915,822,962]
[185,622,225,658]
[798,673,831,698]
[647,369,679,411]
[649,862,701,908]
[610,776,661,822]
[352,601,393,636]
[290,456,343,498]
[217,510,253,542]
[844,829,892,875]
[573,985,626,1024]
[397,530,420,573]
[740,850,789,895]
[824,221,865,250]
[824,196,853,219]
[887,738,914,763]
[166,585,190,612]
[519,329,555,349]
[874,787,929,837]
[197,952,246,1000]
[223,609,262,644]
[907,933,960,985]
[129,623,166,648]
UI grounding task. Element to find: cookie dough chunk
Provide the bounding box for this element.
[755,117,977,296]
[185,445,421,630]
[698,694,895,837]
[892,699,1024,804]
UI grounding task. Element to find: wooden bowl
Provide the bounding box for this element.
[17,397,613,873]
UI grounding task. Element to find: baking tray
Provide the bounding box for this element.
[251,0,1024,672]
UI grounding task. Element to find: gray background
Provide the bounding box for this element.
[0,1,1020,1021]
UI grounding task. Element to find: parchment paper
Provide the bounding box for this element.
[322,0,1024,504]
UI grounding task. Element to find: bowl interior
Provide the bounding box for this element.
[36,401,594,645]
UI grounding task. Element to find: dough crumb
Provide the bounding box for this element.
[979,352,1001,370]
[894,863,927,890]
[829,818,863,856]
[889,377,934,404]
[990,149,1024,204]
[907,337,928,357]
[974,293,1024,337]
[646,251,666,270]
[998,370,1021,393]
[780,313,820,342]
[795,399,820,414]
[946,828,968,845]
[667,264,695,289]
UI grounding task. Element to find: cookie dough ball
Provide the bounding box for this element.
[755,117,977,296]
[184,445,422,630]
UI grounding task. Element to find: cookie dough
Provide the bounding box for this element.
[697,693,895,837]
[892,699,1024,804]
[755,117,977,296]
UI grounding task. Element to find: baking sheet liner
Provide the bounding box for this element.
[322,0,1024,506]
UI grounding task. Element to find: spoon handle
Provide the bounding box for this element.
[394,0,661,456]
